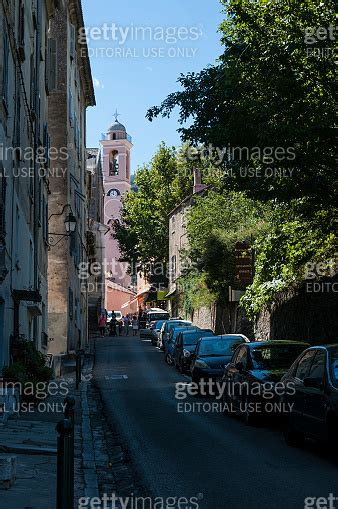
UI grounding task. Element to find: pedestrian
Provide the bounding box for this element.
[132,315,138,336]
[118,317,123,336]
[98,313,107,337]
[109,310,117,336]
[124,314,130,335]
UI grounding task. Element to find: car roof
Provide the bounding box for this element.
[305,344,338,352]
[247,340,310,349]
[168,320,192,324]
[180,328,209,336]
[172,326,197,333]
[199,335,249,342]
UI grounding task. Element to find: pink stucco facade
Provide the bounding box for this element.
[101,120,134,311]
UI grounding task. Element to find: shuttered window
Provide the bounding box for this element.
[46,38,57,93]
[0,165,6,237]
[2,29,9,107]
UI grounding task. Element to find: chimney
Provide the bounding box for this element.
[193,168,206,194]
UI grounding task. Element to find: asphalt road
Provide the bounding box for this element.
[94,335,337,509]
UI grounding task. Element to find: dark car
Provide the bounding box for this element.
[280,344,338,452]
[221,341,310,424]
[191,335,250,384]
[174,329,215,373]
[159,320,192,350]
[150,320,167,346]
[164,326,200,365]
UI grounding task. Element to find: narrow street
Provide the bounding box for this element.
[94,335,337,509]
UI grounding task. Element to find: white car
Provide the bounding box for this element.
[107,310,122,323]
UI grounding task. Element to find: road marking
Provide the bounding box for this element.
[104,375,128,380]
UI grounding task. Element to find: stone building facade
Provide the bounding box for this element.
[86,147,107,333]
[0,0,59,367]
[47,0,95,363]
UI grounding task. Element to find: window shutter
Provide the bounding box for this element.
[47,38,57,92]
[2,30,9,106]
[0,167,5,236]
[18,0,25,61]
[69,91,73,125]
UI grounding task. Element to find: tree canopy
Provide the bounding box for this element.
[147,0,335,205]
[113,143,193,278]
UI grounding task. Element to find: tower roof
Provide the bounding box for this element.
[107,121,126,133]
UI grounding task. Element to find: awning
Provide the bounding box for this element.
[157,290,169,301]
[164,286,177,299]
[136,285,153,298]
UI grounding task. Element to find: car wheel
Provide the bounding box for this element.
[165,353,173,365]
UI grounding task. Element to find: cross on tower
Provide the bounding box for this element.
[114,109,121,122]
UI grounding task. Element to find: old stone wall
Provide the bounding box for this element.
[255,277,338,344]
[186,302,253,339]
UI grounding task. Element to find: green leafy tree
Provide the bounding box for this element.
[147,0,335,205]
[113,143,193,279]
[180,190,271,307]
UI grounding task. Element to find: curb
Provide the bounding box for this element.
[81,348,100,499]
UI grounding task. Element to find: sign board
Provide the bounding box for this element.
[234,241,253,288]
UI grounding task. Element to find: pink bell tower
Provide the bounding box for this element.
[101,112,133,307]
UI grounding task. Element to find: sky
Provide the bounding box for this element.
[82,0,223,173]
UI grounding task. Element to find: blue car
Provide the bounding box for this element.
[164,326,199,365]
[191,335,250,384]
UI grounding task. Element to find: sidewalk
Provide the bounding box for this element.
[0,332,142,509]
[0,352,90,509]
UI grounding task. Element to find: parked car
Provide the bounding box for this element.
[159,320,192,350]
[221,341,310,424]
[191,335,250,384]
[280,344,338,452]
[150,320,167,346]
[164,326,199,365]
[174,329,215,373]
[145,308,170,325]
[107,310,122,324]
[139,309,170,338]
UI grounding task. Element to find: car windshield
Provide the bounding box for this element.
[171,328,195,342]
[251,345,307,370]
[168,321,191,332]
[199,338,244,357]
[154,320,166,330]
[148,313,169,322]
[329,351,338,388]
[183,331,211,346]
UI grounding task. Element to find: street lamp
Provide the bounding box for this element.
[64,212,77,233]
[48,204,77,248]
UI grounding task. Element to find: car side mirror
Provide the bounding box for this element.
[235,362,244,373]
[303,377,323,389]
